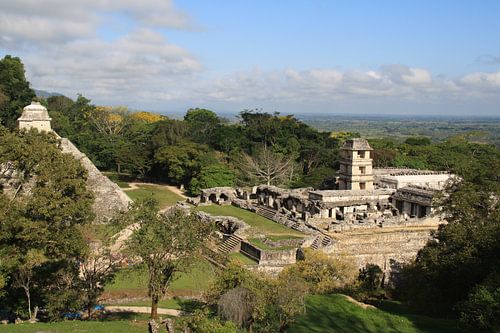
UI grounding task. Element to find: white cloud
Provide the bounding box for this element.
[0,0,191,46]
[459,71,500,88]
[1,1,499,114]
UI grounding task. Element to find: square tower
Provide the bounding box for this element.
[17,102,52,132]
[337,138,374,190]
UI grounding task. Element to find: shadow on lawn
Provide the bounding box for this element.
[100,311,149,321]
[176,298,205,313]
[369,300,466,333]
[289,295,466,333]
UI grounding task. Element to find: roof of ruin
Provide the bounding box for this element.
[341,138,373,151]
[396,185,437,197]
[17,102,52,121]
[374,167,450,176]
[309,188,394,198]
[201,187,236,194]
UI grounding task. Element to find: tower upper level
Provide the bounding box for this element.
[340,138,373,160]
[17,101,52,132]
[338,138,374,190]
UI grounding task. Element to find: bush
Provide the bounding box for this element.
[459,285,500,331]
[280,249,357,294]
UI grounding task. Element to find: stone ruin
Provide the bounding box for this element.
[196,138,453,275]
[13,102,132,223]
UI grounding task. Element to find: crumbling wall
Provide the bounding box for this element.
[323,227,437,271]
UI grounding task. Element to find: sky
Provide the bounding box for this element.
[1,0,500,116]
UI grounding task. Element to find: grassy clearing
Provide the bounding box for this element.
[288,294,465,333]
[105,257,217,298]
[103,172,133,189]
[114,180,131,188]
[1,316,148,333]
[197,205,304,237]
[126,184,183,209]
[229,252,258,265]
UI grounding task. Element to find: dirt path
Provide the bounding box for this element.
[342,295,376,309]
[105,305,183,316]
[122,182,188,199]
[165,185,188,199]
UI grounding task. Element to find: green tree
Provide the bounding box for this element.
[398,175,500,321]
[0,55,36,128]
[127,199,212,319]
[188,164,236,195]
[154,141,208,185]
[0,127,94,320]
[185,108,221,142]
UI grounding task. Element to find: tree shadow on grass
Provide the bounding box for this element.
[369,300,467,333]
[99,311,150,322]
[289,294,467,333]
[175,297,205,313]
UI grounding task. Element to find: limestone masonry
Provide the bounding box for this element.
[17,102,131,223]
[198,138,454,275]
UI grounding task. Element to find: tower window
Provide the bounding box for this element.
[358,151,365,158]
[359,166,366,174]
[360,182,366,190]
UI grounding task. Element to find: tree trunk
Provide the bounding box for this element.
[87,301,92,319]
[24,287,31,320]
[151,295,159,319]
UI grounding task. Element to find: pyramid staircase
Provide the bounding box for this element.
[218,234,243,254]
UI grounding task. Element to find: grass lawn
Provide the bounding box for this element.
[125,184,183,209]
[248,238,296,250]
[197,205,304,237]
[114,180,131,188]
[1,316,148,333]
[288,294,466,333]
[229,252,258,265]
[105,257,217,298]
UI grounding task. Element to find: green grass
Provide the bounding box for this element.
[197,205,304,237]
[125,184,183,209]
[248,238,296,250]
[288,294,466,333]
[0,319,147,333]
[229,252,258,265]
[103,172,133,189]
[114,180,131,188]
[105,258,217,297]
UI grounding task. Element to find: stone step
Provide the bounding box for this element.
[218,234,242,254]
[310,236,320,250]
[321,236,332,247]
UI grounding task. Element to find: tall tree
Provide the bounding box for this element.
[0,127,94,319]
[240,145,294,186]
[184,108,220,142]
[0,55,36,128]
[127,199,212,318]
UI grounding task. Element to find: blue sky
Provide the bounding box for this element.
[1,0,500,116]
[171,1,500,75]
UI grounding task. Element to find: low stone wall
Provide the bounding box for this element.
[260,248,297,266]
[240,241,297,266]
[240,241,261,262]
